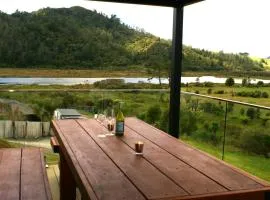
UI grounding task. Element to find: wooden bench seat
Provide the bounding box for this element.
[0,148,52,200]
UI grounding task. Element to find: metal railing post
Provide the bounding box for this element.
[222,101,228,160]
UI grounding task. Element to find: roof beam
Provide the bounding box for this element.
[88,0,204,7]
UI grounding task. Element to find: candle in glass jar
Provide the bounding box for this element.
[135,141,144,154]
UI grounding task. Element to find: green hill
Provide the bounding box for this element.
[0,7,265,72]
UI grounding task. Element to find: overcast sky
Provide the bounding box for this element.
[1,0,270,58]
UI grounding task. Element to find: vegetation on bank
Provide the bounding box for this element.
[0,68,154,78]
[2,68,270,79]
[0,7,266,73]
[0,139,14,148]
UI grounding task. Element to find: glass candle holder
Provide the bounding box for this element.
[135,141,144,155]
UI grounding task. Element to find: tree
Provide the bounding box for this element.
[225,77,235,87]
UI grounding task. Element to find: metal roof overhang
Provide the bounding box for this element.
[88,0,203,7]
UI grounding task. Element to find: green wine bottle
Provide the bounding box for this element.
[115,105,124,136]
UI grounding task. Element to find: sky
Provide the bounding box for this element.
[0,0,270,58]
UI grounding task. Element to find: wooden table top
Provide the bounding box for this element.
[52,117,270,200]
[0,148,52,200]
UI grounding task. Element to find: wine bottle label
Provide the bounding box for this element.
[116,121,124,135]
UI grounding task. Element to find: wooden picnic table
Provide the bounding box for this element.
[0,148,52,200]
[52,117,270,200]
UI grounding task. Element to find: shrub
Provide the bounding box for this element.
[242,78,247,86]
[261,117,270,126]
[240,108,245,115]
[207,88,212,95]
[262,92,269,98]
[257,81,264,87]
[189,99,200,111]
[236,90,268,98]
[180,109,198,136]
[159,109,169,132]
[146,105,162,124]
[227,102,234,112]
[226,124,242,138]
[256,108,261,118]
[96,98,114,111]
[251,90,261,98]
[93,79,125,89]
[210,122,219,144]
[240,134,270,156]
[203,122,210,131]
[240,116,249,124]
[62,92,77,108]
[225,77,235,87]
[214,90,225,94]
[200,102,224,116]
[204,82,214,87]
[236,91,249,97]
[137,113,146,120]
[246,108,256,119]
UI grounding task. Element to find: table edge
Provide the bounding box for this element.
[126,117,270,187]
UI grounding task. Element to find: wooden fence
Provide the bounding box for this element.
[0,121,53,139]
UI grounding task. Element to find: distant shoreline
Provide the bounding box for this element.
[1,68,270,79]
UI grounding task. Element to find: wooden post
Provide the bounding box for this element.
[169,5,184,138]
[59,151,76,200]
[266,192,270,200]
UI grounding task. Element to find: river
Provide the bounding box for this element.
[0,76,270,85]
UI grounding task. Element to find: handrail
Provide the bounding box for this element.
[181,91,270,110]
[1,88,270,110]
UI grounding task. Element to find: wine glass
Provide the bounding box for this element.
[106,108,115,135]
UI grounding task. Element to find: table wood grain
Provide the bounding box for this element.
[52,118,270,200]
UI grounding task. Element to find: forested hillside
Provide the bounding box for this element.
[0,7,265,72]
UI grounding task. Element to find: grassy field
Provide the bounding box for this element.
[184,85,270,107]
[0,139,14,148]
[0,67,154,77]
[2,67,270,79]
[182,138,270,182]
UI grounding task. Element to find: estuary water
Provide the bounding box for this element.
[0,76,270,85]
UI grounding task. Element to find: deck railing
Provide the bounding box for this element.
[0,89,269,182]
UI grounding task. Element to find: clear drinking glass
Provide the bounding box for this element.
[106,108,115,135]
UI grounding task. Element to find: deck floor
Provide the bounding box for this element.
[47,165,60,200]
[47,165,81,200]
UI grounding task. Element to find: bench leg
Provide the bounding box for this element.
[60,151,76,200]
